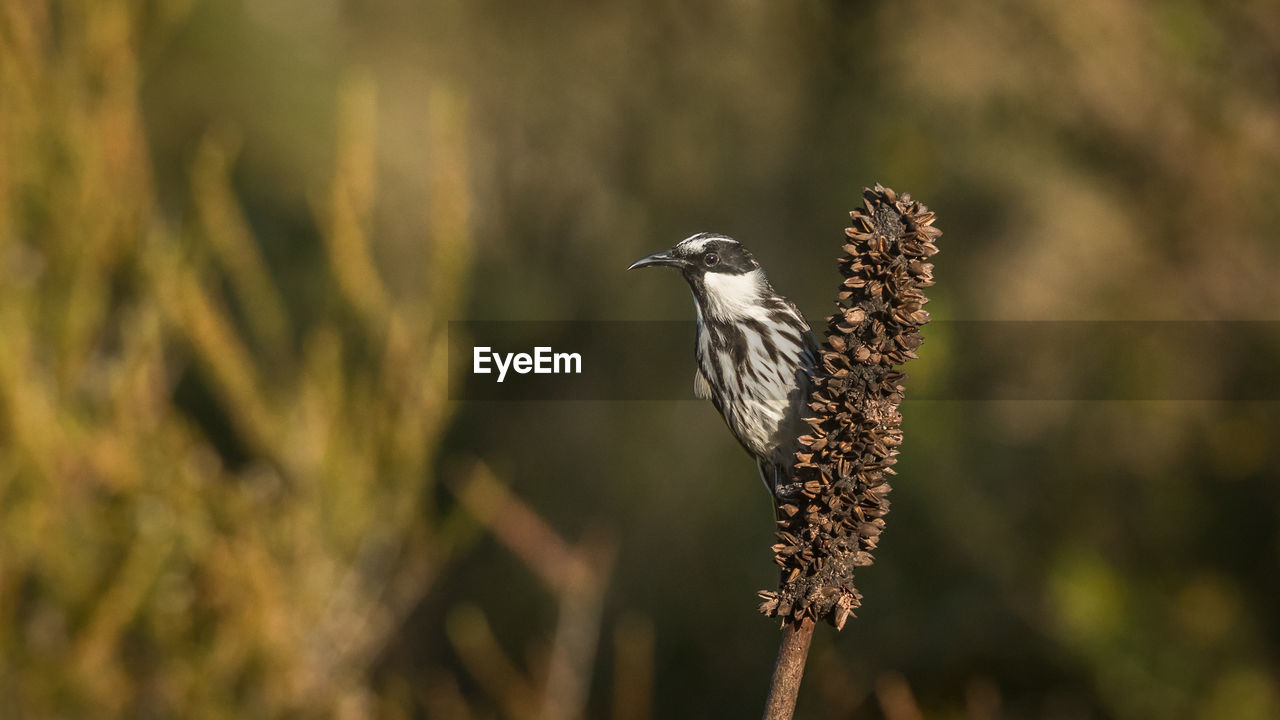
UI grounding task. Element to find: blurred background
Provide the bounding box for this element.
[3,0,1279,718]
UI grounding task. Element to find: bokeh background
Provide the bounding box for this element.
[3,0,1280,718]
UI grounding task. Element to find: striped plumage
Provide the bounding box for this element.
[630,233,818,492]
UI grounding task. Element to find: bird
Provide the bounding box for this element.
[629,232,819,494]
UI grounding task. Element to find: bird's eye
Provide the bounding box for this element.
[703,252,719,267]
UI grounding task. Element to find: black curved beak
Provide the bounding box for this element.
[627,248,682,271]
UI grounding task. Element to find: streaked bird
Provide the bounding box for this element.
[629,233,818,493]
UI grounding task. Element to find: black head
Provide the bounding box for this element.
[627,233,760,279]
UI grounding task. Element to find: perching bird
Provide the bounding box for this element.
[629,233,818,493]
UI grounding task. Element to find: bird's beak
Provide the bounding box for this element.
[627,248,681,271]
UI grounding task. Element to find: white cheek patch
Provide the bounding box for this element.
[702,270,766,320]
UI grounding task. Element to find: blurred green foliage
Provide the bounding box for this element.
[3,0,1280,718]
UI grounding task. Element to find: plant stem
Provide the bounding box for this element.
[762,618,816,720]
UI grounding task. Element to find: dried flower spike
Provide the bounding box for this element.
[760,184,942,629]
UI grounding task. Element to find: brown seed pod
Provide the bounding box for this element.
[759,185,942,629]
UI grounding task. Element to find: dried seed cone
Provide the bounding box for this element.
[758,184,942,629]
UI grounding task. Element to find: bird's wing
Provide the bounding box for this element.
[694,367,712,400]
[783,297,822,362]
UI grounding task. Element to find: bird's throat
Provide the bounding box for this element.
[697,269,769,321]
